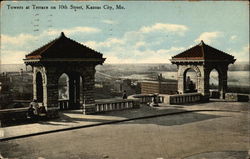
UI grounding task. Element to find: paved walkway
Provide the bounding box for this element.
[1,100,249,141]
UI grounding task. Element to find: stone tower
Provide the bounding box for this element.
[24,32,105,115]
[170,41,236,101]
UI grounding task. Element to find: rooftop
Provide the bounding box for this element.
[171,41,236,63]
[25,32,103,60]
[140,79,177,84]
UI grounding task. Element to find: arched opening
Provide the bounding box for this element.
[209,69,220,98]
[184,68,198,93]
[58,73,69,109]
[58,72,83,110]
[67,72,80,109]
[36,72,43,102]
[58,73,69,100]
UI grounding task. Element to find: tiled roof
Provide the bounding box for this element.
[25,32,103,59]
[172,41,235,61]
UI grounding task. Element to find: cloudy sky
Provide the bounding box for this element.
[1,1,249,64]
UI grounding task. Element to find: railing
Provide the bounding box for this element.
[0,107,29,126]
[165,93,202,104]
[94,99,140,113]
[225,93,250,102]
[128,94,164,104]
[0,94,12,109]
[12,100,31,103]
[210,90,220,99]
[58,99,69,110]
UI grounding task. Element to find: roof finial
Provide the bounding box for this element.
[61,32,65,37]
[199,40,205,46]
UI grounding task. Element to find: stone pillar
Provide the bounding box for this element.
[32,69,37,100]
[81,68,96,114]
[79,76,83,106]
[33,67,47,104]
[219,68,228,99]
[75,75,80,109]
[68,73,81,109]
[177,66,185,94]
[68,75,75,109]
[177,75,184,94]
[200,67,210,102]
[195,65,203,94]
[45,70,59,118]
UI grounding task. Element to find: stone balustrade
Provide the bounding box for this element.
[58,99,69,110]
[225,93,249,102]
[128,94,164,104]
[0,94,12,109]
[0,107,29,126]
[209,90,220,99]
[59,98,140,113]
[94,99,140,113]
[162,93,202,104]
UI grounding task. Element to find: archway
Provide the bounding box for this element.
[24,32,105,115]
[58,72,82,110]
[58,73,69,109]
[209,68,221,98]
[209,69,219,88]
[58,73,69,100]
[171,41,236,101]
[184,68,198,93]
[68,72,81,109]
[36,72,43,102]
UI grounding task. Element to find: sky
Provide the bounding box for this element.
[0,1,249,64]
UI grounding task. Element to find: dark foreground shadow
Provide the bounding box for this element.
[1,104,226,128]
[183,151,249,159]
[113,110,224,127]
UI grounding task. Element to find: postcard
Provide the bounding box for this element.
[0,1,249,159]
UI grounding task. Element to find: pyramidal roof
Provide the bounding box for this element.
[25,32,103,59]
[171,41,235,62]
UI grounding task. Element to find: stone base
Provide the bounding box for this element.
[220,93,226,99]
[150,102,159,107]
[210,90,220,99]
[46,107,59,118]
[225,93,250,102]
[160,93,203,105]
[82,104,96,115]
[132,99,140,108]
[201,95,210,102]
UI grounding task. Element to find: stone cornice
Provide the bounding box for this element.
[170,59,236,64]
[23,58,106,65]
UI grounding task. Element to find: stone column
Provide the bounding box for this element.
[177,76,184,94]
[177,66,185,94]
[81,68,96,114]
[68,73,81,109]
[32,68,37,100]
[219,68,228,99]
[79,76,83,106]
[201,67,210,102]
[68,75,75,109]
[75,75,80,109]
[33,66,47,103]
[45,70,59,118]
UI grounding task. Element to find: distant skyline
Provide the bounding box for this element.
[1,1,249,64]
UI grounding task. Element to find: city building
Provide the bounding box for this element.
[113,79,138,96]
[140,79,177,95]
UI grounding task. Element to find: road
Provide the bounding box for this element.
[0,108,249,159]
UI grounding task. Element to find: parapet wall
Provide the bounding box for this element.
[225,93,250,102]
[160,93,203,105]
